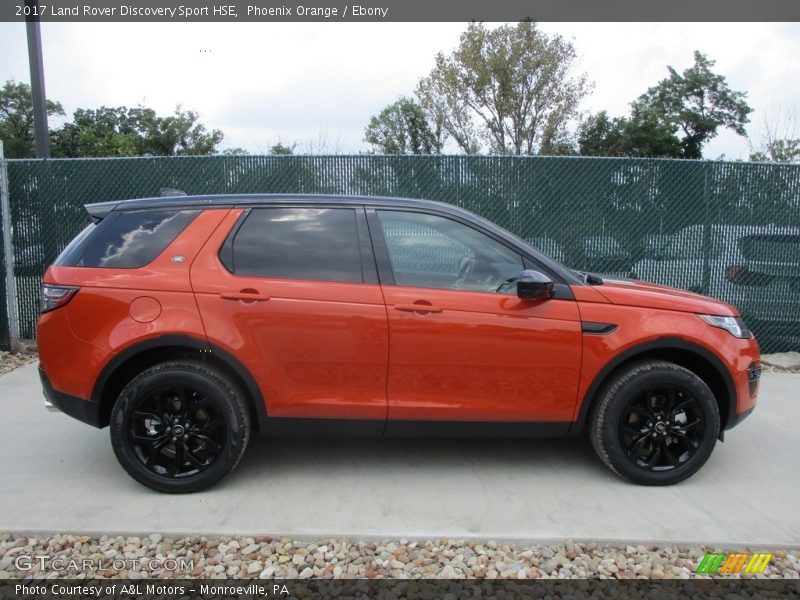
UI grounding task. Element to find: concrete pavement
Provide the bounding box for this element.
[1,362,798,546]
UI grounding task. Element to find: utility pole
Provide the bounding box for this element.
[25,0,50,158]
[1,141,21,347]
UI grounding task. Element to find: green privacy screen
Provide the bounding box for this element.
[3,154,800,351]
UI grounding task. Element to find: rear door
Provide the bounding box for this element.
[190,205,388,427]
[367,208,582,430]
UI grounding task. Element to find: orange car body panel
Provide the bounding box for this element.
[37,306,109,401]
[381,285,582,422]
[38,201,761,433]
[592,279,742,316]
[574,279,759,417]
[703,327,761,415]
[39,209,229,400]
[189,210,389,420]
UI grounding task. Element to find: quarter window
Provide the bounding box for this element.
[376,210,524,293]
[55,209,199,269]
[229,207,364,283]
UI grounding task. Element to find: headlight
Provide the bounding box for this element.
[698,314,751,339]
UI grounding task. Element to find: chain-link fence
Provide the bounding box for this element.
[1,154,799,351]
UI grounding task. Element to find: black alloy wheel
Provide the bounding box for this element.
[111,361,250,493]
[590,360,720,485]
[618,384,705,471]
[127,384,226,478]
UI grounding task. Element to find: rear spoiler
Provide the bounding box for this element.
[84,189,187,223]
[84,201,119,223]
[743,259,800,277]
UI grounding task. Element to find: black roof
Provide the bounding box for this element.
[85,193,468,221]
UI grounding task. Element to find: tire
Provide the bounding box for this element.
[110,361,250,493]
[589,360,719,485]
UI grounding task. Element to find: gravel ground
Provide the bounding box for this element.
[0,351,37,376]
[0,535,797,580]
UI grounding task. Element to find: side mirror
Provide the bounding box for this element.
[516,270,554,301]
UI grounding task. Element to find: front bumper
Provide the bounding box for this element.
[726,406,755,430]
[724,362,760,431]
[39,366,104,428]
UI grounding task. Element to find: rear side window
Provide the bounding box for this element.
[739,234,800,263]
[55,209,199,268]
[225,207,363,283]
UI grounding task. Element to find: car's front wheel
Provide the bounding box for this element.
[589,360,720,485]
[110,361,250,493]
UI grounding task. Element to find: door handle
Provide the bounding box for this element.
[394,303,443,314]
[220,291,271,302]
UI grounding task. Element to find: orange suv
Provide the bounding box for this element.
[37,194,761,492]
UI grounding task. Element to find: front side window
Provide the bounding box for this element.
[666,229,722,260]
[55,209,199,268]
[229,207,363,283]
[376,210,524,293]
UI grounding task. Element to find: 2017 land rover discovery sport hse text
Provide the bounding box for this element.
[37,194,761,492]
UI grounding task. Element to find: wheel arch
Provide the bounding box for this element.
[92,335,267,430]
[570,337,736,436]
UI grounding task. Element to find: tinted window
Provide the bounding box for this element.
[53,223,96,266]
[739,234,800,263]
[230,208,363,283]
[376,210,524,293]
[55,209,199,268]
[666,230,723,259]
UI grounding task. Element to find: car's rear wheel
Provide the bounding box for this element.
[589,360,719,485]
[110,361,250,493]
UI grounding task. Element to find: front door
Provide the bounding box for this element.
[369,209,582,430]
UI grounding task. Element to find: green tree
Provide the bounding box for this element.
[269,142,295,155]
[634,51,752,159]
[578,110,681,158]
[537,127,577,156]
[416,21,591,155]
[578,111,626,157]
[0,80,64,158]
[52,107,141,157]
[748,106,800,163]
[147,106,223,155]
[364,97,442,154]
[222,147,249,155]
[51,105,223,157]
[578,52,750,159]
[750,139,800,163]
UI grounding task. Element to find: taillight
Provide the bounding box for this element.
[725,265,772,286]
[40,284,79,313]
[725,265,747,281]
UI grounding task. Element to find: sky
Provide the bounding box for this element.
[1,22,798,158]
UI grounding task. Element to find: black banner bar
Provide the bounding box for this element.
[1,579,800,600]
[2,0,800,22]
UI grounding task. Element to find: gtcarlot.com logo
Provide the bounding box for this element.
[14,555,194,572]
[696,552,773,574]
